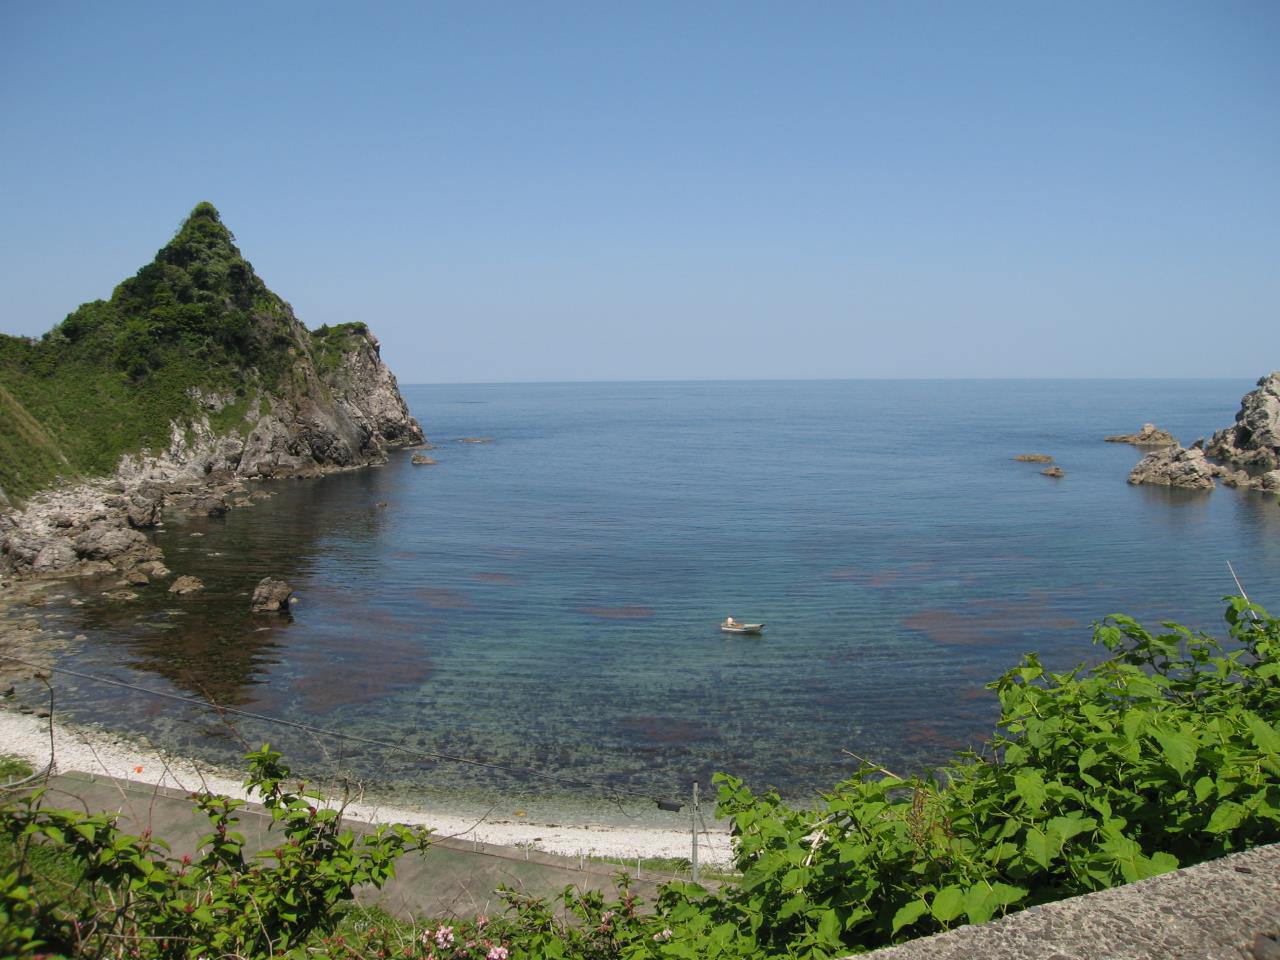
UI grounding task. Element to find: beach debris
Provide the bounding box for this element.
[251,577,294,614]
[1013,454,1053,462]
[168,575,205,595]
[1105,423,1178,446]
[1041,466,1065,478]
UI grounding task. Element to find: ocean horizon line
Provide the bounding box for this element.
[400,374,1259,388]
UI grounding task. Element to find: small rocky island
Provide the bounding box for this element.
[1105,423,1177,446]
[1125,373,1280,494]
[0,203,425,585]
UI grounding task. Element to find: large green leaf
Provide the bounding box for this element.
[891,900,928,935]
[930,885,964,923]
[1152,728,1197,777]
[1206,801,1246,834]
[1013,770,1047,814]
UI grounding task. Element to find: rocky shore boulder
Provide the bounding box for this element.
[168,575,204,595]
[73,523,148,561]
[126,493,162,529]
[1041,466,1065,478]
[1128,445,1216,490]
[32,541,77,572]
[1207,372,1280,469]
[1105,423,1178,446]
[250,577,293,613]
[1013,454,1053,463]
[411,454,436,465]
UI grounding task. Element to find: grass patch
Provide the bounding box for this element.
[0,755,33,781]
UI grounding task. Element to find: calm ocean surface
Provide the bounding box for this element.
[33,379,1280,822]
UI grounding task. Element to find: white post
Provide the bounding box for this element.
[691,781,700,884]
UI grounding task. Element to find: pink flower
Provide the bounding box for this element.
[486,948,508,960]
[653,928,673,942]
[434,926,455,949]
[475,915,489,929]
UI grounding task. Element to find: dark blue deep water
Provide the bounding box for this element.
[34,379,1280,822]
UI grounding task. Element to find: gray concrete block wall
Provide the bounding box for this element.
[857,843,1280,960]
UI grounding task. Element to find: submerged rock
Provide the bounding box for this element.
[1128,445,1216,490]
[411,454,436,465]
[168,575,204,595]
[1041,466,1065,478]
[250,577,293,613]
[122,568,150,586]
[1013,454,1054,463]
[1207,372,1280,469]
[1105,423,1178,446]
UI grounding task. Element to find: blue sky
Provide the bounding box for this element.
[1,2,1276,382]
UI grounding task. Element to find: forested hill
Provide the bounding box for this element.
[0,203,422,504]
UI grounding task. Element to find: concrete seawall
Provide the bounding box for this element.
[858,843,1280,960]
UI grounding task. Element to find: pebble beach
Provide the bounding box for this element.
[0,706,733,865]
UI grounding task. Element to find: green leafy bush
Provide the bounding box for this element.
[0,745,428,957]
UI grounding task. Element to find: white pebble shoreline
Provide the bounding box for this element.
[0,707,733,865]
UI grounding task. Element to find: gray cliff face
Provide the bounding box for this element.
[240,327,423,478]
[331,329,424,449]
[117,328,423,485]
[1206,372,1280,470]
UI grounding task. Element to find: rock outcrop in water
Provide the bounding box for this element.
[1105,424,1177,446]
[0,203,424,581]
[250,577,294,613]
[1206,372,1280,470]
[1128,445,1217,490]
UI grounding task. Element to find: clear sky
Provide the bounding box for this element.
[1,2,1276,382]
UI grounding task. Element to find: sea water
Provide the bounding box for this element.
[29,379,1280,822]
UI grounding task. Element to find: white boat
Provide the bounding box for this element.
[721,618,765,635]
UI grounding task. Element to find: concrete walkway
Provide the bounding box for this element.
[36,771,675,920]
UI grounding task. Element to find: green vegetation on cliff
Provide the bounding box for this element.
[0,203,370,502]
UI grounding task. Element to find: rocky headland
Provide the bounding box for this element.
[1206,371,1280,470]
[1125,373,1280,495]
[0,203,424,591]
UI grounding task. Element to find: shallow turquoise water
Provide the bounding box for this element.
[35,379,1280,820]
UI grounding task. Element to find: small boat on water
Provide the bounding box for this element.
[721,616,765,635]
